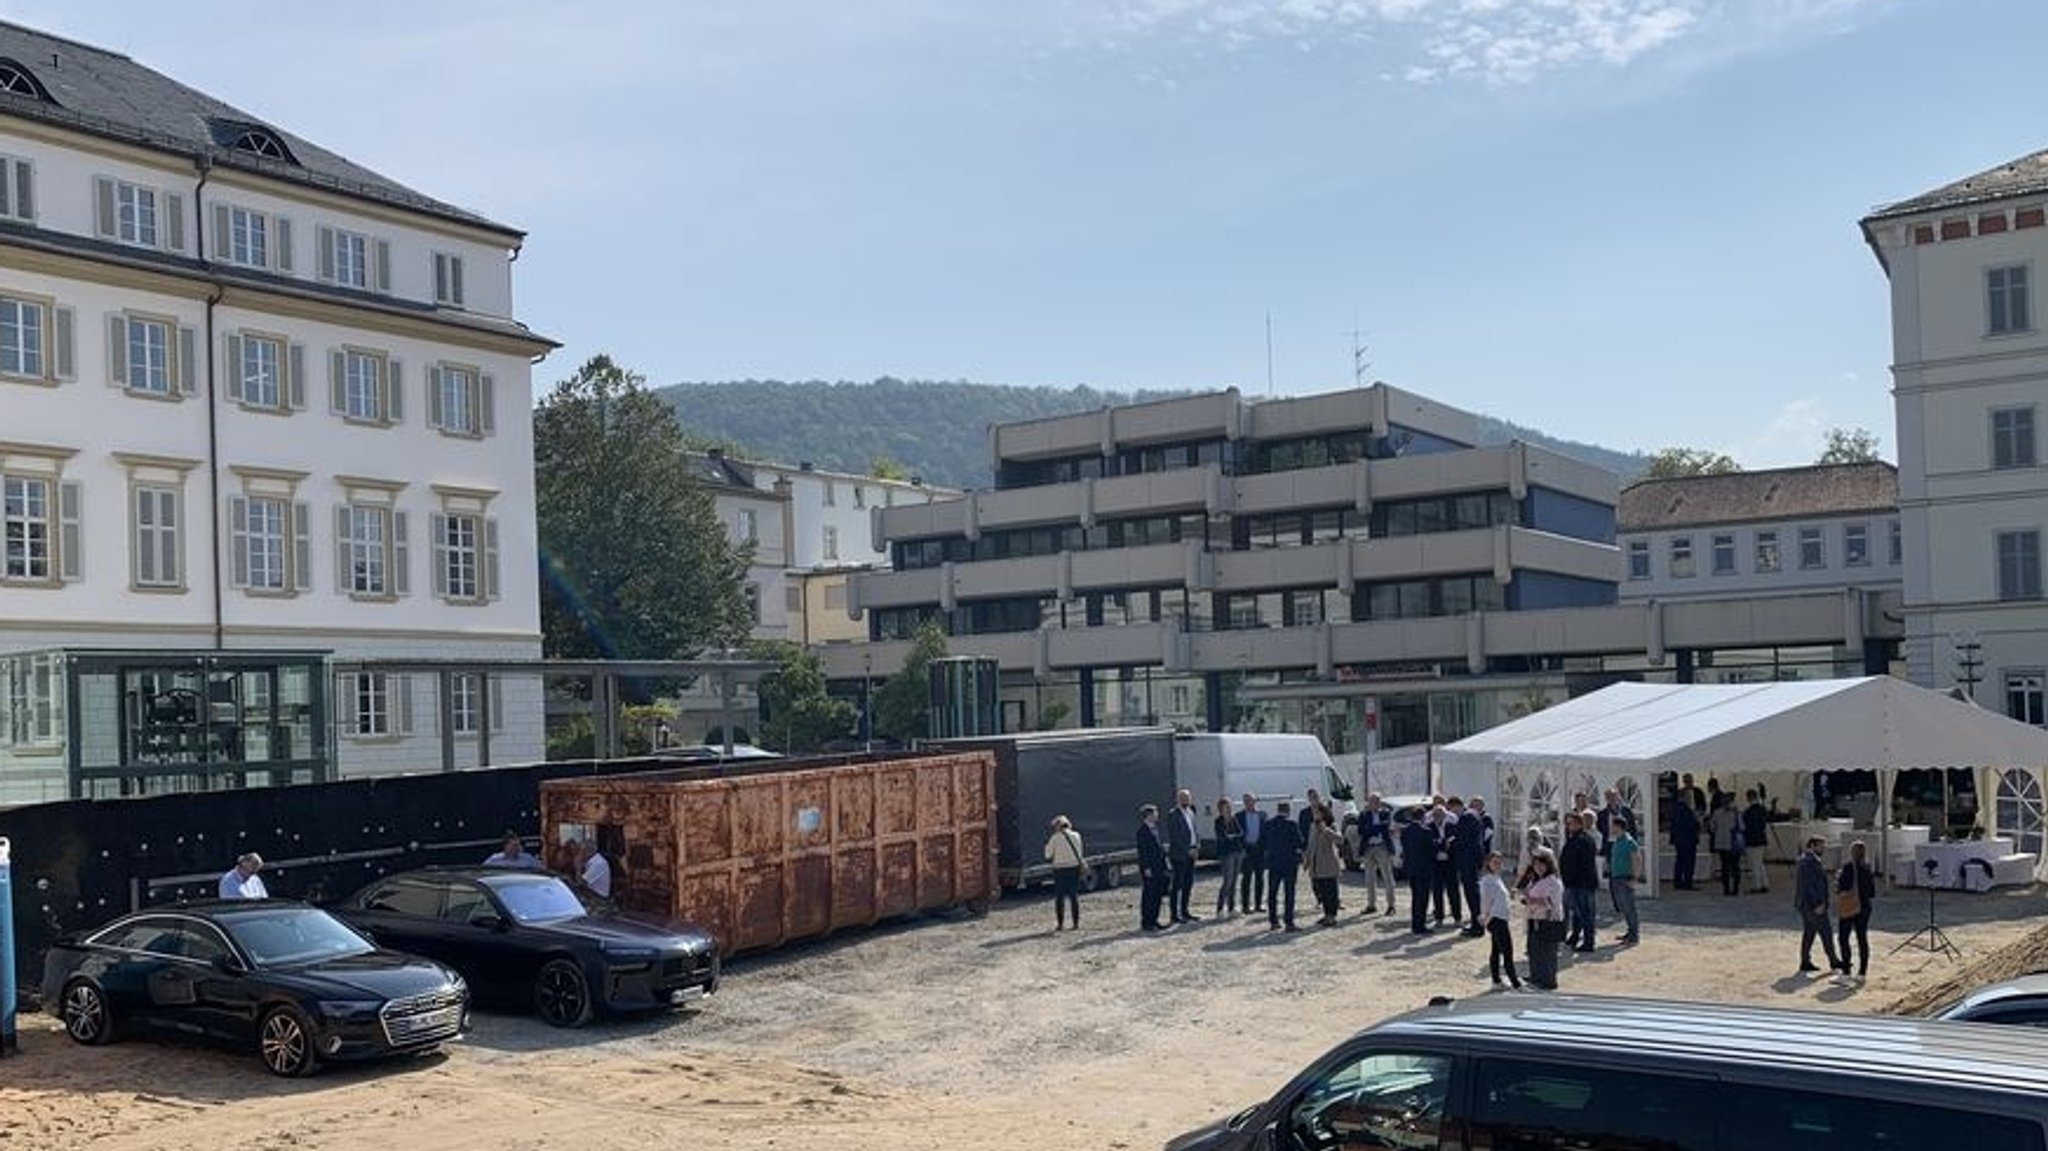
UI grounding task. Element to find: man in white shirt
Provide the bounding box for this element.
[573,840,613,900]
[218,853,268,899]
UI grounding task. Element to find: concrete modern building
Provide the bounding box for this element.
[1863,148,2048,719]
[0,23,553,804]
[1619,464,1902,602]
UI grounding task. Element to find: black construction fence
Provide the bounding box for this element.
[0,756,695,1001]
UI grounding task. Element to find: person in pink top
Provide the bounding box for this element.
[1522,848,1566,991]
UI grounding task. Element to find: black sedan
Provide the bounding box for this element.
[335,868,719,1027]
[42,900,468,1077]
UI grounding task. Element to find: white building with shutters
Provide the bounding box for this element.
[0,21,553,804]
[1862,148,2048,723]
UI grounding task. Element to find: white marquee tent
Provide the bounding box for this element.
[1439,676,2048,897]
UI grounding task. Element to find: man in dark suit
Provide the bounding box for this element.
[1451,797,1486,936]
[1429,805,1463,926]
[1136,804,1168,931]
[1400,805,1437,935]
[1263,800,1305,932]
[1238,792,1267,913]
[1166,788,1202,923]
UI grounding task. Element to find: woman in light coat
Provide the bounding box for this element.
[1306,806,1345,926]
[1523,848,1565,991]
[1043,815,1086,931]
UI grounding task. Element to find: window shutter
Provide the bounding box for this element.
[276,216,294,273]
[373,238,391,293]
[429,511,448,597]
[450,256,464,306]
[391,510,410,595]
[426,365,444,429]
[489,674,504,733]
[328,349,345,413]
[133,487,154,587]
[93,176,115,237]
[223,333,244,402]
[58,480,82,581]
[433,253,448,304]
[227,496,250,588]
[316,225,335,282]
[485,517,501,602]
[292,501,312,591]
[479,374,496,435]
[11,160,26,222]
[334,505,351,591]
[165,192,185,252]
[396,674,415,736]
[287,343,306,410]
[106,314,128,388]
[52,306,73,381]
[0,158,13,219]
[177,326,197,395]
[386,358,403,422]
[213,204,231,260]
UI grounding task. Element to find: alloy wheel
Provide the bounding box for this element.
[535,959,592,1027]
[260,1009,315,1077]
[62,981,109,1045]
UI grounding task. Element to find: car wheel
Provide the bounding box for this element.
[259,1006,321,1078]
[60,979,114,1046]
[534,958,594,1028]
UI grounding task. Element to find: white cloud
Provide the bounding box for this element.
[1091,0,1882,85]
[1742,396,1829,468]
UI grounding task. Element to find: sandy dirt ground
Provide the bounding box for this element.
[4,866,2042,1151]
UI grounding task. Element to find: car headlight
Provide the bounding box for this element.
[318,999,383,1020]
[600,944,658,961]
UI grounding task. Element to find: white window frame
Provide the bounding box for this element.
[131,483,183,590]
[345,351,381,420]
[351,672,389,738]
[2008,671,2046,727]
[330,227,368,289]
[739,508,758,543]
[1,652,65,748]
[230,205,267,268]
[442,512,480,601]
[451,673,480,736]
[1993,406,2038,470]
[427,363,494,437]
[1668,535,1694,579]
[227,480,311,596]
[822,524,840,562]
[116,180,158,248]
[1843,523,1870,567]
[1710,533,1736,576]
[1989,264,2032,336]
[2,474,51,582]
[243,496,288,591]
[341,503,396,597]
[128,316,169,394]
[0,294,45,380]
[1797,526,1825,570]
[1754,529,1781,573]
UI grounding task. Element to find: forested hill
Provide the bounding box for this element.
[657,378,1648,489]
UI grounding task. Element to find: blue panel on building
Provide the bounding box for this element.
[1508,571,1617,611]
[1524,486,1617,543]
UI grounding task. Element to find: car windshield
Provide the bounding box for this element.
[485,876,588,924]
[219,906,375,968]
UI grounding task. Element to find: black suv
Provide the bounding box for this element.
[335,868,719,1027]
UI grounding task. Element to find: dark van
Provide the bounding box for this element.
[1167,994,2048,1151]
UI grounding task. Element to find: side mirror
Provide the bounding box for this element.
[212,954,245,975]
[473,914,508,932]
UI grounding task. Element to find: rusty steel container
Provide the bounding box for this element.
[539,749,998,954]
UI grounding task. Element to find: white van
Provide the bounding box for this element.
[1175,733,1351,851]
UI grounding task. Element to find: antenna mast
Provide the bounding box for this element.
[1346,317,1372,388]
[1265,312,1275,398]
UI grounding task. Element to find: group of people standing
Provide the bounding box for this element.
[1128,789,1350,932]
[1665,775,1773,896]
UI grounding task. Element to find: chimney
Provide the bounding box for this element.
[707,446,724,459]
[799,461,814,471]
[910,475,924,486]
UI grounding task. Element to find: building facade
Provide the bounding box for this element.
[1618,464,1902,603]
[1863,149,2048,720]
[0,24,552,804]
[836,385,1626,739]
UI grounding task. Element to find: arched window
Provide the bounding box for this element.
[1614,776,1646,828]
[1528,771,1561,845]
[1996,769,2045,857]
[1499,771,1525,859]
[231,128,289,160]
[1573,772,1600,815]
[0,59,50,101]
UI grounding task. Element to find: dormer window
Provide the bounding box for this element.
[208,118,297,165]
[233,128,288,160]
[0,59,52,102]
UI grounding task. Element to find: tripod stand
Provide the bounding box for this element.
[1891,869,1961,961]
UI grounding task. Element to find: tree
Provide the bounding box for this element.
[1817,426,1882,464]
[1644,447,1741,478]
[1036,699,1071,731]
[751,640,857,754]
[869,453,910,481]
[871,621,948,743]
[536,355,754,661]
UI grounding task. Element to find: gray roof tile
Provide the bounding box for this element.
[1618,462,1896,532]
[0,20,520,237]
[1865,145,2048,222]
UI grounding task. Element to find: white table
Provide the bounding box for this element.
[1912,838,2016,889]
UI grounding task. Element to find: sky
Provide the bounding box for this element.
[12,0,2048,466]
